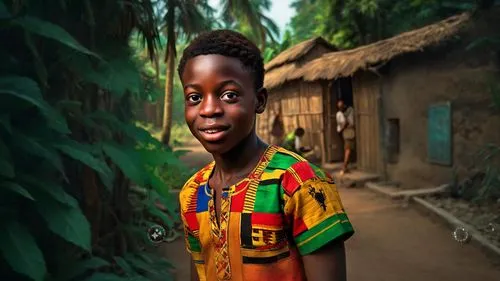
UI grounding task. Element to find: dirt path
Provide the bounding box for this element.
[161,141,500,281]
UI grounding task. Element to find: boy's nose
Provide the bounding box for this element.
[199,95,223,117]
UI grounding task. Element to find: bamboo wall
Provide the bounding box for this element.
[352,73,382,173]
[257,81,324,160]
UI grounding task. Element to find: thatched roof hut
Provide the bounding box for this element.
[264,37,337,90]
[289,12,470,82]
[257,37,338,163]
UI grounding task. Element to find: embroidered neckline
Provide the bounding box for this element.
[203,145,277,198]
[204,145,278,281]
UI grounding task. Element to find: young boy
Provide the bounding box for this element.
[282,127,312,156]
[178,30,354,281]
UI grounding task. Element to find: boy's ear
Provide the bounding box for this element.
[255,87,268,114]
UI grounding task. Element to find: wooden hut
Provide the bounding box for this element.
[293,9,500,188]
[257,37,341,163]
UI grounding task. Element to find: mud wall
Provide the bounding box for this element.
[382,33,499,188]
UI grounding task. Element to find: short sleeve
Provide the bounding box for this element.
[179,185,203,261]
[281,162,354,255]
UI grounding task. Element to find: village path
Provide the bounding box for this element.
[160,139,500,281]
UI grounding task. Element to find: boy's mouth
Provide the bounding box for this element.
[198,126,230,142]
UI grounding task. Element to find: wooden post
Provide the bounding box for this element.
[376,75,389,181]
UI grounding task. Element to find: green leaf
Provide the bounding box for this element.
[146,200,174,229]
[123,253,158,274]
[0,221,47,281]
[57,256,110,281]
[0,1,10,20]
[0,114,11,133]
[102,143,146,185]
[35,197,91,251]
[0,137,9,157]
[24,177,78,208]
[139,149,181,166]
[85,273,130,281]
[0,76,70,134]
[13,132,66,177]
[13,16,99,58]
[113,256,135,275]
[23,31,48,88]
[81,55,141,97]
[0,159,14,178]
[2,182,34,200]
[54,141,114,189]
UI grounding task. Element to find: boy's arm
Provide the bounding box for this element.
[281,162,354,281]
[302,240,347,281]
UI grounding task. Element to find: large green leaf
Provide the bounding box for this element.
[35,197,91,251]
[0,137,9,157]
[102,143,146,185]
[0,114,12,133]
[24,177,78,208]
[82,57,142,97]
[0,1,10,20]
[139,149,181,166]
[13,16,99,58]
[85,273,130,281]
[2,182,34,200]
[13,132,66,177]
[113,256,135,276]
[0,221,47,281]
[0,76,70,134]
[54,141,114,189]
[57,256,110,281]
[0,159,14,178]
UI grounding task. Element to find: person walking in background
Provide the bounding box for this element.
[336,100,355,175]
[270,111,285,145]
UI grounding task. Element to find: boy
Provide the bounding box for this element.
[178,30,354,281]
[282,127,312,155]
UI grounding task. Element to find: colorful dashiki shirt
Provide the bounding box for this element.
[179,145,354,281]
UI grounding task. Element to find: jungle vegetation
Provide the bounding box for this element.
[0,0,498,280]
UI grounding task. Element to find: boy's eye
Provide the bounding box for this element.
[186,93,202,104]
[221,91,238,102]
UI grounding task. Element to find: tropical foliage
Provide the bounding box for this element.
[0,0,188,280]
[289,0,493,49]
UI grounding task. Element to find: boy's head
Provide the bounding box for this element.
[178,30,267,154]
[295,127,305,137]
[178,30,265,91]
[337,100,345,111]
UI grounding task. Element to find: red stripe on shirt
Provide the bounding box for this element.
[251,212,283,227]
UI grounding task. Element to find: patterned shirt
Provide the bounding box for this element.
[179,145,354,281]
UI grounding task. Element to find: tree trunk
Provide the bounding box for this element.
[160,0,176,146]
[160,43,175,145]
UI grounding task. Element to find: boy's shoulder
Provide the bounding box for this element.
[179,161,214,205]
[270,146,332,182]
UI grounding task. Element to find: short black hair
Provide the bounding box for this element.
[295,127,305,137]
[177,29,264,90]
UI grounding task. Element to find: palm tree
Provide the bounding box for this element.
[221,0,280,50]
[158,0,215,146]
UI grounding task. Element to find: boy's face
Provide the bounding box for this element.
[181,54,267,154]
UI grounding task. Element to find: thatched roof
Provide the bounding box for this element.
[265,37,336,72]
[264,12,470,90]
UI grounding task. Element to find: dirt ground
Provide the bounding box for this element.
[161,140,500,281]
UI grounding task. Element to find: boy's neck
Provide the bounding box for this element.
[211,132,268,178]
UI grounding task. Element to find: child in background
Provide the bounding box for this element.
[178,29,354,281]
[282,127,312,155]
